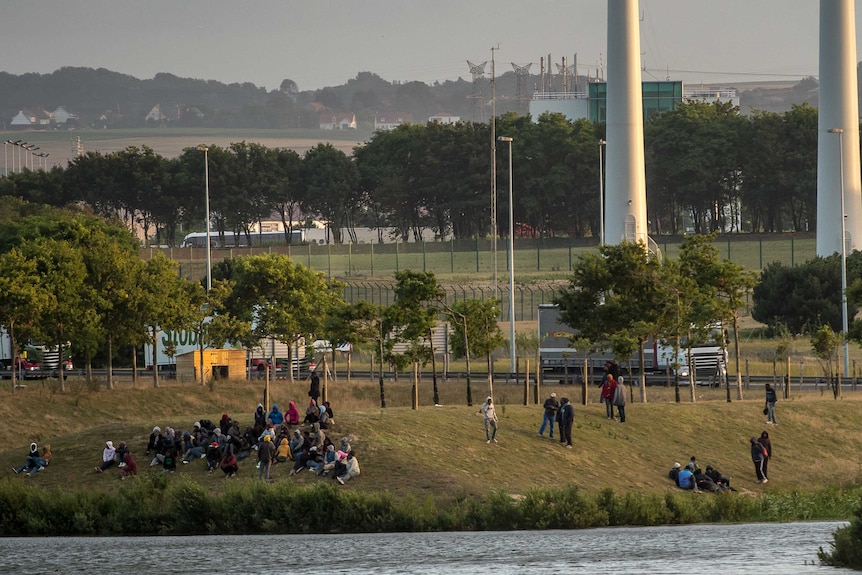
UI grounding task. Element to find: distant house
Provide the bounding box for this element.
[428,113,460,125]
[52,106,79,126]
[10,109,52,128]
[319,112,357,130]
[145,104,171,123]
[374,112,414,131]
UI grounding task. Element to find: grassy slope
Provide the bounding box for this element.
[1,377,861,502]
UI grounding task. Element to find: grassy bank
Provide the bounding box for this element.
[1,377,862,535]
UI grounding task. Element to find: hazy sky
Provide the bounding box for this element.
[2,1,859,92]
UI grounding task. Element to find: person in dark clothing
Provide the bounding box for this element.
[758,431,772,480]
[750,436,767,484]
[257,435,275,480]
[219,450,238,477]
[765,383,778,425]
[205,441,222,473]
[538,392,560,438]
[693,468,719,492]
[146,427,162,457]
[705,465,733,490]
[558,397,574,448]
[309,371,321,401]
[668,462,681,483]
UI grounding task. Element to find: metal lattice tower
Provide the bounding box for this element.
[555,61,576,93]
[467,60,487,122]
[512,63,532,110]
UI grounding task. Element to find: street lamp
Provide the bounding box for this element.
[599,139,606,245]
[197,144,212,292]
[498,135,516,375]
[829,128,850,378]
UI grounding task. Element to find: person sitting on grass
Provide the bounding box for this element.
[289,429,307,461]
[275,437,290,465]
[676,465,697,491]
[705,465,734,491]
[668,462,681,483]
[96,440,117,473]
[318,444,339,476]
[693,468,719,492]
[219,449,238,478]
[27,444,52,476]
[146,426,162,457]
[289,443,317,476]
[205,441,222,473]
[118,452,137,479]
[304,399,319,424]
[286,401,300,426]
[309,422,326,451]
[335,451,361,485]
[13,442,40,475]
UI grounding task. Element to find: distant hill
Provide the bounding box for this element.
[0,67,826,130]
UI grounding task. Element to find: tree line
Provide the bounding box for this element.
[1,201,858,398]
[1,102,822,245]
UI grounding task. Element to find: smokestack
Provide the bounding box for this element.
[604,0,647,245]
[817,0,861,256]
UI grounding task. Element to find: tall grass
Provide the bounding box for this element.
[0,479,858,536]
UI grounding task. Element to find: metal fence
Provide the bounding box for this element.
[144,234,801,320]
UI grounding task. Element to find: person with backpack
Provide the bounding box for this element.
[558,397,575,448]
[538,392,559,438]
[765,383,778,425]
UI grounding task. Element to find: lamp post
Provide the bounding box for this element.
[498,136,516,375]
[829,128,850,378]
[197,145,212,292]
[598,139,606,245]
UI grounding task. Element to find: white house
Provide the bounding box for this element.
[374,112,414,131]
[428,113,460,125]
[319,112,357,130]
[51,106,79,125]
[145,104,170,123]
[10,109,52,128]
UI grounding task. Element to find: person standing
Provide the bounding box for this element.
[765,383,778,425]
[758,431,772,481]
[309,371,321,402]
[558,397,574,448]
[613,376,627,423]
[750,436,767,484]
[258,435,275,480]
[538,392,560,438]
[478,396,499,443]
[601,373,617,420]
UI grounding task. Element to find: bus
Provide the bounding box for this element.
[180,229,306,248]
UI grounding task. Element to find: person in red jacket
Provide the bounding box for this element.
[119,452,137,479]
[601,373,618,420]
[286,401,300,425]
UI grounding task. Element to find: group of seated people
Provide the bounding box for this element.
[133,398,358,484]
[668,455,735,493]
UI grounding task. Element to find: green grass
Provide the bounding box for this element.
[2,375,862,504]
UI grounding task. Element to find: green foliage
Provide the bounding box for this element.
[819,503,862,569]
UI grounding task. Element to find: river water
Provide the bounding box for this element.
[0,521,851,574]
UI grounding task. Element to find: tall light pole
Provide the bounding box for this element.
[829,128,850,377]
[598,139,606,245]
[498,136,516,375]
[197,145,212,292]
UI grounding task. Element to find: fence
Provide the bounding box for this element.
[143,234,805,321]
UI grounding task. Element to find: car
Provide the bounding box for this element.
[15,357,39,371]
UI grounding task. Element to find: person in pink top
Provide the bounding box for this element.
[286,401,300,425]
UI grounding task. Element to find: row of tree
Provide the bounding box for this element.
[0,202,506,405]
[1,102,822,244]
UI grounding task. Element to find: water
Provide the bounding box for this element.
[0,522,851,574]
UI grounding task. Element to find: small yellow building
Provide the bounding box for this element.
[176,349,246,381]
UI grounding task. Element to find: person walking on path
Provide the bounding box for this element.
[613,376,627,423]
[601,373,618,420]
[479,396,499,443]
[538,392,560,438]
[558,397,575,448]
[765,383,778,425]
[750,436,768,484]
[758,431,772,481]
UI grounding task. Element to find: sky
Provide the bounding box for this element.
[1,1,860,92]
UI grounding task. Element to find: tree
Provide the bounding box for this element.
[556,242,674,403]
[446,298,505,405]
[302,144,360,243]
[388,271,446,405]
[0,248,50,389]
[811,325,841,399]
[228,253,343,383]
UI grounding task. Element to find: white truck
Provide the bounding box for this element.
[537,304,727,386]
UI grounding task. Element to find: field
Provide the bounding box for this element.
[2,375,862,504]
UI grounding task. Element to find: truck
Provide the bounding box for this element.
[537,304,727,386]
